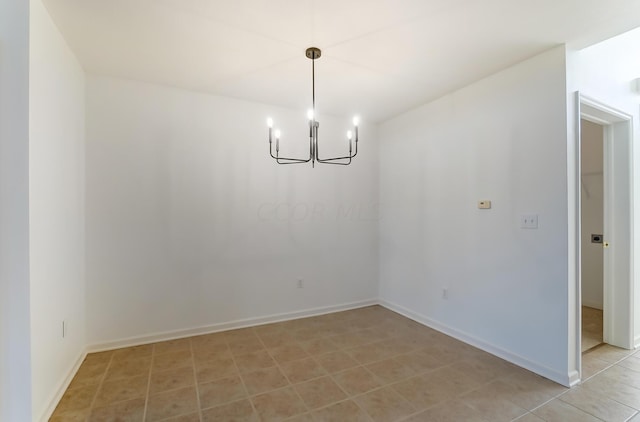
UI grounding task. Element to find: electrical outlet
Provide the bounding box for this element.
[297,279,304,288]
[520,214,538,229]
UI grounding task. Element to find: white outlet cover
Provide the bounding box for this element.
[520,214,538,229]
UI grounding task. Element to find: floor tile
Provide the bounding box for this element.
[251,387,307,421]
[68,361,109,389]
[298,338,339,356]
[104,356,151,382]
[145,386,198,421]
[393,374,456,410]
[160,413,201,421]
[460,387,528,422]
[532,399,602,422]
[366,358,415,384]
[586,344,633,364]
[618,355,640,372]
[582,372,640,409]
[53,384,99,414]
[195,356,237,383]
[293,376,347,409]
[93,375,148,407]
[429,365,482,395]
[514,413,546,421]
[332,366,381,396]
[193,343,231,363]
[280,357,327,383]
[315,351,359,373]
[234,350,276,373]
[88,397,145,422]
[111,345,153,363]
[201,399,258,422]
[581,354,611,380]
[258,332,296,349]
[49,408,91,422]
[311,400,370,422]
[83,351,113,366]
[153,338,191,355]
[403,399,488,422]
[393,350,444,373]
[482,371,566,411]
[229,338,265,356]
[355,386,415,422]
[242,366,289,395]
[199,375,247,409]
[149,366,195,394]
[152,349,193,372]
[347,343,394,365]
[268,344,309,364]
[560,385,637,421]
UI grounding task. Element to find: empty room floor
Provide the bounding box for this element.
[582,306,604,352]
[51,305,640,422]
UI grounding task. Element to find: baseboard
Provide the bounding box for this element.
[379,299,573,387]
[39,349,87,422]
[87,298,378,352]
[634,335,640,349]
[581,300,603,310]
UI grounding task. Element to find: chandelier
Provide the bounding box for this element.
[267,47,359,167]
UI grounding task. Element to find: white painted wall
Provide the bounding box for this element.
[29,0,86,419]
[580,119,604,309]
[85,76,379,346]
[0,0,32,420]
[571,28,640,346]
[379,47,571,384]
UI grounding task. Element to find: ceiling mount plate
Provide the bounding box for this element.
[305,47,321,60]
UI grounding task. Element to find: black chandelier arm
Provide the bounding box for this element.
[315,157,352,165]
[314,129,357,163]
[269,141,312,163]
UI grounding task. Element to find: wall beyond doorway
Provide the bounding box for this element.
[580,119,604,310]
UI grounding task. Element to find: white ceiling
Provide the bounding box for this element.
[43,0,640,122]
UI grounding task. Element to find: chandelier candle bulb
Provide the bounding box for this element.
[307,109,314,121]
[347,130,353,140]
[267,117,273,128]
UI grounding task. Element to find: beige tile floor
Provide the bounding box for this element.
[582,306,604,352]
[50,305,639,422]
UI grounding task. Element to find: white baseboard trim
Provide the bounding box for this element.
[39,349,87,422]
[634,335,640,349]
[87,299,378,352]
[379,299,573,387]
[581,300,603,310]
[567,370,581,387]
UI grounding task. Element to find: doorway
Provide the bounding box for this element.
[580,119,604,352]
[576,94,634,380]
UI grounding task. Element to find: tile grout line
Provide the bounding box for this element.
[141,346,155,421]
[253,327,314,418]
[84,353,115,422]
[225,332,261,420]
[188,338,204,422]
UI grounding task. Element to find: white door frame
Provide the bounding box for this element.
[574,93,634,381]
